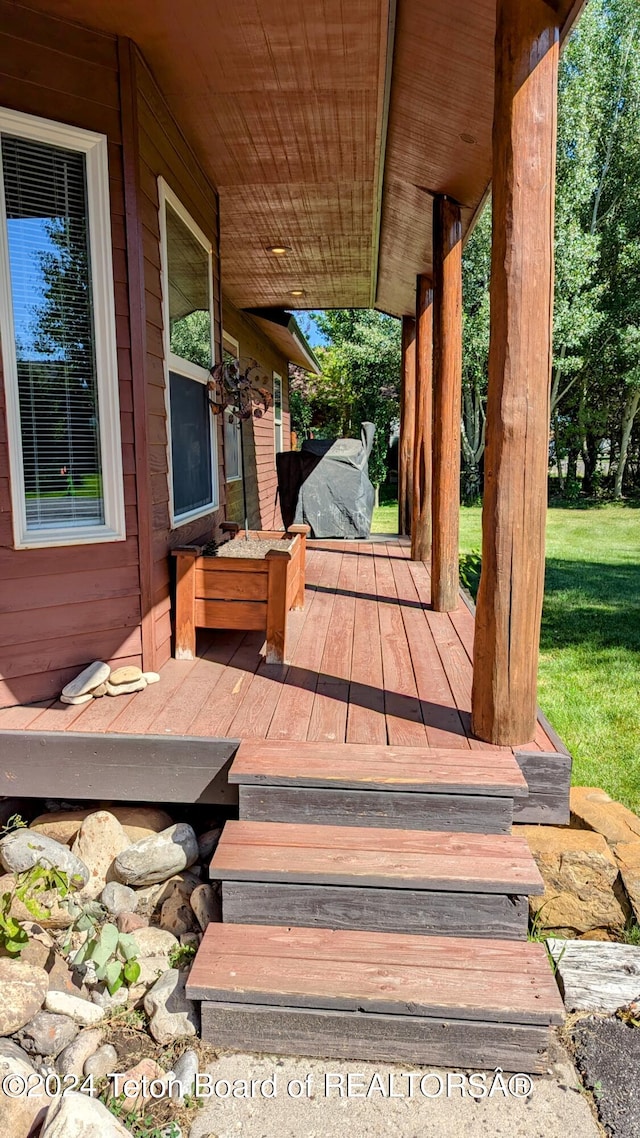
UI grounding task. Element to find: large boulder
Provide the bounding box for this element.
[144,969,199,1044]
[0,831,88,888]
[520,824,630,935]
[71,812,130,900]
[614,839,640,921]
[114,824,198,887]
[0,1048,52,1137]
[0,958,48,1035]
[571,786,640,847]
[40,1092,132,1137]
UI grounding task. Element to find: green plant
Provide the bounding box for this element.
[0,866,71,957]
[168,942,196,970]
[621,920,640,946]
[0,813,28,836]
[70,920,141,995]
[459,550,482,599]
[106,1095,181,1138]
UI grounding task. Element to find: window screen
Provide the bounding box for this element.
[169,371,213,517]
[1,134,103,531]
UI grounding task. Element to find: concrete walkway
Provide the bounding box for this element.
[190,1036,600,1138]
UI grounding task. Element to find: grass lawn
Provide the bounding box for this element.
[372,500,640,811]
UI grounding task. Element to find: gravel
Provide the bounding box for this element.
[204,537,293,559]
[571,1014,640,1138]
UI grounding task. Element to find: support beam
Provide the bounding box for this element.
[472,0,560,746]
[398,316,416,537]
[431,197,462,606]
[411,276,433,560]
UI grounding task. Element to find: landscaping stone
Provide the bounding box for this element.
[90,986,129,1011]
[0,1038,35,1066]
[40,1091,132,1137]
[107,1057,170,1112]
[91,682,109,697]
[143,671,161,684]
[160,890,199,936]
[106,678,147,696]
[116,910,148,934]
[101,880,137,916]
[190,883,220,930]
[44,990,105,1026]
[0,830,89,887]
[0,1048,51,1137]
[170,1049,199,1100]
[61,662,110,699]
[83,1043,117,1080]
[46,954,86,996]
[17,1011,79,1057]
[571,786,640,848]
[0,873,74,930]
[71,811,130,899]
[197,827,223,862]
[56,1028,103,1078]
[144,969,199,1044]
[135,870,201,915]
[114,823,198,886]
[127,927,179,1000]
[572,1014,640,1138]
[30,806,174,848]
[613,839,640,921]
[109,665,144,686]
[520,824,629,934]
[0,958,48,1035]
[60,692,94,706]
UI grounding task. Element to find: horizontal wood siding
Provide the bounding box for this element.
[135,49,226,663]
[0,8,142,707]
[221,302,290,531]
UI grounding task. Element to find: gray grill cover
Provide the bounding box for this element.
[291,422,376,539]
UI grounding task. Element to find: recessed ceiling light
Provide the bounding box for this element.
[290,289,305,297]
[267,245,291,255]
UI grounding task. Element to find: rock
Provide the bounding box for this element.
[197,827,223,862]
[17,1011,78,1057]
[62,662,110,699]
[101,881,137,916]
[144,969,198,1044]
[44,990,105,1026]
[0,873,74,930]
[0,830,89,887]
[114,824,198,887]
[72,812,130,900]
[92,682,109,698]
[60,692,94,706]
[522,825,629,934]
[56,1028,103,1078]
[0,1048,51,1137]
[40,1092,132,1137]
[135,870,201,916]
[615,840,640,920]
[0,958,48,1034]
[128,925,178,959]
[46,953,87,996]
[548,938,640,1013]
[170,1049,199,1099]
[142,672,161,685]
[83,1043,118,1081]
[160,891,199,936]
[190,883,220,930]
[106,679,147,696]
[127,927,179,1000]
[571,786,640,847]
[116,911,148,934]
[0,1038,35,1066]
[30,806,173,847]
[179,931,201,950]
[90,985,129,1011]
[107,1058,170,1112]
[109,665,144,686]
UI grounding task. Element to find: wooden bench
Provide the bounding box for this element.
[186,923,564,1072]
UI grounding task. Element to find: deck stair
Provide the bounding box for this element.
[229,740,530,834]
[186,740,562,1071]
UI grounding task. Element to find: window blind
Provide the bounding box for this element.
[1,134,103,530]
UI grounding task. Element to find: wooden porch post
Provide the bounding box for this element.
[398,316,416,536]
[431,196,462,606]
[472,0,560,745]
[411,276,433,561]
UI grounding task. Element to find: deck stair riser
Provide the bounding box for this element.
[230,741,529,835]
[186,924,565,1074]
[209,821,543,940]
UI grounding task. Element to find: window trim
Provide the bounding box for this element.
[222,331,242,483]
[273,371,283,460]
[158,177,218,528]
[0,107,125,549]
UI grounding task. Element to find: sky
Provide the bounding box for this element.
[293,310,328,348]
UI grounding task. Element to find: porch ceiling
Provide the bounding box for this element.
[22,0,585,318]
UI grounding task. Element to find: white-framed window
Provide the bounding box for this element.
[0,107,125,549]
[222,331,242,482]
[159,178,218,527]
[273,372,283,457]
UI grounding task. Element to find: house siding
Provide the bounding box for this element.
[221,302,291,532]
[0,7,142,707]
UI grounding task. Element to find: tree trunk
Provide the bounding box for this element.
[614,388,640,499]
[398,316,416,536]
[411,276,434,561]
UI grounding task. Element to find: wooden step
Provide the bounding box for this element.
[186,923,564,1073]
[230,741,528,834]
[210,820,543,939]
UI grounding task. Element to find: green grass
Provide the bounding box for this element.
[372,499,640,811]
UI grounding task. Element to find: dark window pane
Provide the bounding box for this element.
[169,371,213,516]
[166,203,211,369]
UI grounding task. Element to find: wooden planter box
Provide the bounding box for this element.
[172,525,309,665]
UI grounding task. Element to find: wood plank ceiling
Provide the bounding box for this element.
[21,0,585,318]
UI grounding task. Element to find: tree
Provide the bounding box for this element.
[461,205,491,501]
